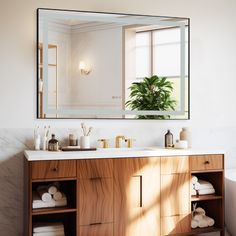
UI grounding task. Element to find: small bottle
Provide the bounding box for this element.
[165,130,173,148]
[180,127,192,148]
[35,134,41,150]
[48,134,59,151]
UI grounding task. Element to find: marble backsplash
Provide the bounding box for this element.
[0,128,233,236]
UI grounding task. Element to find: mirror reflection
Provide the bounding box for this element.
[37,9,189,119]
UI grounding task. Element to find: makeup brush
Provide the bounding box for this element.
[86,127,93,136]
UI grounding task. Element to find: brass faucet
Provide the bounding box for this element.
[98,139,109,148]
[115,135,125,148]
[125,138,135,148]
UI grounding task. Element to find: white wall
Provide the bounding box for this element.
[71,27,122,109]
[1,0,236,167]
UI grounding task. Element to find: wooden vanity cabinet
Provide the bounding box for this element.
[114,157,160,236]
[25,153,224,236]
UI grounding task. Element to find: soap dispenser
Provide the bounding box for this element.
[165,130,173,148]
[48,134,59,151]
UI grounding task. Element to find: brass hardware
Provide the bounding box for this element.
[125,138,136,148]
[90,222,102,226]
[90,177,102,181]
[204,161,210,164]
[115,135,125,148]
[98,139,109,148]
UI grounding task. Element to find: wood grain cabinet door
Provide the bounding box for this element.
[79,178,113,226]
[160,156,191,236]
[114,157,160,236]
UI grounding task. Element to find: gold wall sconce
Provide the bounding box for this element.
[79,61,91,75]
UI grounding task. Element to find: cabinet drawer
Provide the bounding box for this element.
[31,160,76,179]
[80,223,113,236]
[191,155,223,171]
[161,214,191,236]
[161,156,189,174]
[77,159,113,179]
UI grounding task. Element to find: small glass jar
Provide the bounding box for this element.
[48,134,59,151]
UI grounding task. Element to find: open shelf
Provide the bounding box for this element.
[191,194,223,202]
[189,226,224,235]
[32,207,77,216]
[33,212,76,236]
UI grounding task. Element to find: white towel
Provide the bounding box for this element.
[55,196,67,207]
[53,191,63,201]
[204,215,215,226]
[191,188,197,196]
[33,232,65,236]
[37,188,52,202]
[195,207,206,215]
[33,223,64,233]
[48,185,58,195]
[33,198,67,209]
[198,188,215,195]
[194,182,200,190]
[191,175,198,184]
[198,180,214,190]
[191,219,198,229]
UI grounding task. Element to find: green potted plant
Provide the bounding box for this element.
[126,75,177,119]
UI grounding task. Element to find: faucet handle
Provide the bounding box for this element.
[125,138,136,148]
[98,139,109,148]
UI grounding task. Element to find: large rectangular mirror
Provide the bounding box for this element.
[37,8,190,119]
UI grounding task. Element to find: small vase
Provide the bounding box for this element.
[180,127,192,148]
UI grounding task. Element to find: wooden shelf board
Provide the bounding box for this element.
[189,226,223,235]
[168,227,223,236]
[31,177,77,183]
[32,207,77,216]
[191,169,223,174]
[191,194,222,202]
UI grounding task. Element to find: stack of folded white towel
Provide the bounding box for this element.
[33,222,65,236]
[191,175,215,196]
[191,203,215,228]
[33,182,67,209]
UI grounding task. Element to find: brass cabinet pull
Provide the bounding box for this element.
[90,177,101,181]
[90,222,102,226]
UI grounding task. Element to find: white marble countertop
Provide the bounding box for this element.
[24,147,225,161]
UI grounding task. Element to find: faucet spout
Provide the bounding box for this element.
[115,135,125,148]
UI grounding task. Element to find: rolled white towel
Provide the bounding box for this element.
[191,188,197,196]
[191,175,198,184]
[198,219,209,228]
[53,191,63,201]
[191,219,198,228]
[33,222,64,233]
[55,196,67,207]
[194,182,201,190]
[198,188,215,195]
[48,185,58,195]
[37,188,52,202]
[193,213,204,222]
[198,180,214,190]
[204,215,215,226]
[195,207,206,215]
